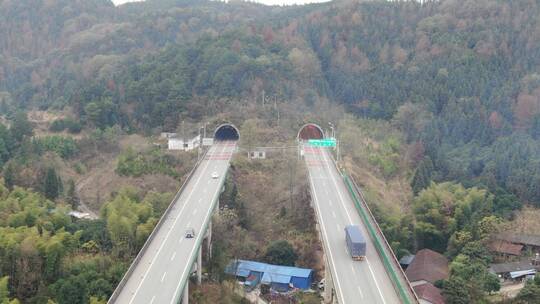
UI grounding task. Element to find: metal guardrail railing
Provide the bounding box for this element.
[108,150,208,303]
[342,172,418,304]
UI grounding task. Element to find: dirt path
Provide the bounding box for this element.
[499,282,525,298]
[75,172,100,219]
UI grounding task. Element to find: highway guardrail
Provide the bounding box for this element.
[108,150,208,303]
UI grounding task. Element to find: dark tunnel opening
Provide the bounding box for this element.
[214,124,240,141]
[298,124,324,141]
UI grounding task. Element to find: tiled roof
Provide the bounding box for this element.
[489,240,523,256]
[489,259,539,274]
[413,282,445,304]
[498,234,540,247]
[405,249,449,284]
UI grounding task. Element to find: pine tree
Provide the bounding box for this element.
[66,179,78,208]
[3,163,15,190]
[10,111,33,143]
[44,167,60,200]
[531,114,540,140]
[411,157,434,194]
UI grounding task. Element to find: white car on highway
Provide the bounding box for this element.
[211,172,219,179]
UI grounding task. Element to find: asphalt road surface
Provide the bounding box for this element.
[304,145,401,304]
[110,142,236,304]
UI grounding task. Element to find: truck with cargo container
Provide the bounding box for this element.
[345,225,366,261]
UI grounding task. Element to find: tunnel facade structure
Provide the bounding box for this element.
[297,123,324,141]
[214,123,240,141]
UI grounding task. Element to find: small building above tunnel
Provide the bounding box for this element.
[214,123,240,141]
[297,123,324,141]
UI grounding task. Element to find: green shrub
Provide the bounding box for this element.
[116,148,179,178]
[33,136,79,159]
[49,119,82,134]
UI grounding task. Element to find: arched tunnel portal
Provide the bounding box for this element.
[297,123,324,141]
[214,123,240,141]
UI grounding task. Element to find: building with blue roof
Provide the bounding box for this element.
[225,259,314,291]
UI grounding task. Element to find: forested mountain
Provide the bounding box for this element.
[2,0,540,303]
[6,0,537,204]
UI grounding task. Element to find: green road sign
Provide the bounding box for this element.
[308,138,336,147]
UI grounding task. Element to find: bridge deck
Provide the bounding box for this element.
[110,142,235,304]
[305,146,401,304]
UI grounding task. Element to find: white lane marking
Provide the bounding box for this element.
[306,168,346,304]
[357,286,364,299]
[186,221,191,227]
[161,272,167,282]
[127,145,216,304]
[170,148,231,304]
[351,267,365,298]
[170,252,176,261]
[193,209,198,215]
[332,211,336,218]
[351,264,364,299]
[329,200,333,207]
[320,148,386,304]
[320,148,353,224]
[365,257,386,304]
[150,296,156,304]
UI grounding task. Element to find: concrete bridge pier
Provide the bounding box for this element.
[323,259,335,304]
[206,221,212,260]
[182,280,189,304]
[197,248,202,285]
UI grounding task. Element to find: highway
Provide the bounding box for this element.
[304,145,401,304]
[110,141,236,304]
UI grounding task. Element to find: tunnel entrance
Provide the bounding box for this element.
[214,123,240,141]
[297,123,324,141]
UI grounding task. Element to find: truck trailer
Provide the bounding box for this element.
[345,225,366,261]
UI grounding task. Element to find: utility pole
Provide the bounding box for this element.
[337,139,341,164]
[182,120,185,142]
[198,125,202,161]
[289,155,294,210]
[203,122,208,139]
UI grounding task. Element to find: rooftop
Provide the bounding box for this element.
[225,260,313,285]
[405,249,449,284]
[489,240,523,256]
[489,259,540,274]
[413,282,445,304]
[498,233,540,247]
